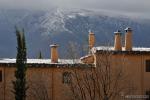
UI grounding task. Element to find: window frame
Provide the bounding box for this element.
[146,60,150,72]
[0,70,2,82]
[145,90,150,100]
[62,72,72,84]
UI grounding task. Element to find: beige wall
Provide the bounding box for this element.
[80,55,94,64]
[0,53,150,100]
[94,52,150,96]
[0,66,78,100]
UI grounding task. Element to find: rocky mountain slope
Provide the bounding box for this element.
[0,8,150,58]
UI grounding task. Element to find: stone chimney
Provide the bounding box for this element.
[89,30,95,50]
[114,30,122,51]
[50,44,59,63]
[125,27,132,51]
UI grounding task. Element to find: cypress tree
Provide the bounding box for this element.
[12,28,28,100]
[38,51,43,59]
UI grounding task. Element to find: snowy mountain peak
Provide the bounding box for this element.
[0,8,150,58]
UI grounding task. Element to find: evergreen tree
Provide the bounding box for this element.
[38,51,43,59]
[12,28,28,100]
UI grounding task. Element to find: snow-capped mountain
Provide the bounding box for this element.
[0,8,150,58]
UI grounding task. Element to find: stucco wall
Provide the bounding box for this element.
[0,66,78,100]
[1,53,150,100]
[95,52,150,97]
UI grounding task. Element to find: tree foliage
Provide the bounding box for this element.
[70,50,134,100]
[38,51,43,59]
[12,27,28,100]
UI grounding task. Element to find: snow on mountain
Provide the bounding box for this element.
[0,8,150,58]
[39,8,71,34]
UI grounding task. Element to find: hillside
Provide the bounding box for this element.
[0,8,150,58]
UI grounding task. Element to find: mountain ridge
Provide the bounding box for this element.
[0,8,150,58]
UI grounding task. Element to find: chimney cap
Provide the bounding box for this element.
[89,30,94,34]
[114,30,122,35]
[125,27,132,32]
[50,44,59,47]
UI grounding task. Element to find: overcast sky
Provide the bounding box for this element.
[0,0,150,19]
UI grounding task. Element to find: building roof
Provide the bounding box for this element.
[92,46,150,54]
[0,59,79,64]
[0,58,93,68]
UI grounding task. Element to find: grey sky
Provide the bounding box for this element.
[0,0,150,18]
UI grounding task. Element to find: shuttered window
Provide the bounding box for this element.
[146,90,150,100]
[146,60,150,72]
[62,72,71,84]
[0,70,2,82]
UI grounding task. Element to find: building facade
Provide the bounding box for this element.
[0,27,150,100]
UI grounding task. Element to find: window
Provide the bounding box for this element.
[145,90,150,100]
[146,60,150,72]
[0,70,2,82]
[62,72,71,84]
